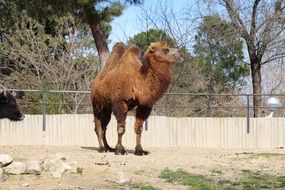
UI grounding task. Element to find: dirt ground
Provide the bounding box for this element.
[0,145,285,190]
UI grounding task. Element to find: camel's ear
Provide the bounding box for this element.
[148,43,158,53]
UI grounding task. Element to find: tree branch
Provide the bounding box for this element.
[258,0,283,58]
[250,0,261,38]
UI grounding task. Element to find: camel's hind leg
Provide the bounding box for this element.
[112,100,128,155]
[94,109,114,152]
[101,109,115,152]
[134,106,152,156]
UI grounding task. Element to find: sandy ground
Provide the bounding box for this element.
[0,146,285,190]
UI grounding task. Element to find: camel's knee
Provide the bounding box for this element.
[117,126,125,135]
[94,126,103,136]
[134,126,142,135]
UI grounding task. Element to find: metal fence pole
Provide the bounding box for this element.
[144,120,148,131]
[208,94,212,117]
[246,94,250,134]
[42,90,47,132]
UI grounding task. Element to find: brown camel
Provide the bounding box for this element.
[91,41,183,155]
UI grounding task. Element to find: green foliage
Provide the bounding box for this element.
[0,0,141,39]
[194,15,249,91]
[159,168,285,190]
[129,183,159,190]
[159,168,231,190]
[251,152,285,159]
[238,170,285,190]
[129,28,176,51]
[76,167,83,175]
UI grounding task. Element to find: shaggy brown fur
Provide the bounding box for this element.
[96,43,126,81]
[90,43,126,152]
[91,41,183,155]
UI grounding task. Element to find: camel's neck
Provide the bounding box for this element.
[139,57,172,106]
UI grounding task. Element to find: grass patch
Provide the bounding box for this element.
[134,169,147,176]
[2,169,10,176]
[130,183,160,190]
[252,152,285,158]
[159,168,233,190]
[238,169,285,190]
[76,167,83,175]
[211,169,222,175]
[159,168,285,190]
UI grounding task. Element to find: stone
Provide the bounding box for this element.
[0,168,7,182]
[4,161,26,175]
[42,153,66,171]
[0,154,13,167]
[0,174,8,182]
[49,161,71,178]
[21,182,30,187]
[116,171,131,185]
[25,160,42,175]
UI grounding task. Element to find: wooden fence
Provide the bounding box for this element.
[0,114,284,149]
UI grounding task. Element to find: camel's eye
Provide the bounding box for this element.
[162,48,169,54]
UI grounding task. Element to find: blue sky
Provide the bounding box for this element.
[109,0,190,48]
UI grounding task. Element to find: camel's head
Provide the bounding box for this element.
[146,41,183,64]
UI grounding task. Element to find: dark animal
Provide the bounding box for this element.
[91,42,183,155]
[0,85,25,121]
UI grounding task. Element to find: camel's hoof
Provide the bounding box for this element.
[98,146,106,153]
[115,149,126,155]
[135,149,148,156]
[115,145,126,155]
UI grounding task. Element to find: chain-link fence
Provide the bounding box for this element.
[9,89,285,118]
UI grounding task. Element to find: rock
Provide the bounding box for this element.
[41,152,72,178]
[0,154,13,167]
[0,174,8,182]
[116,171,131,185]
[21,182,30,187]
[42,153,66,171]
[4,161,26,175]
[0,168,7,183]
[49,161,71,178]
[25,160,42,175]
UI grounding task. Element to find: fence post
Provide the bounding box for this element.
[208,93,212,117]
[42,90,47,132]
[246,94,250,134]
[144,120,148,131]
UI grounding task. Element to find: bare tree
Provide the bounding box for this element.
[204,0,285,117]
[132,1,247,117]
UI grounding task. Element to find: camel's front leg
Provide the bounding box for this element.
[134,106,152,156]
[112,100,128,155]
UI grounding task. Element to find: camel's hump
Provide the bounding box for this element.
[112,43,126,54]
[125,45,141,56]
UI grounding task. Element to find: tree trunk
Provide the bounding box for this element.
[84,3,110,69]
[89,22,110,69]
[250,57,262,117]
